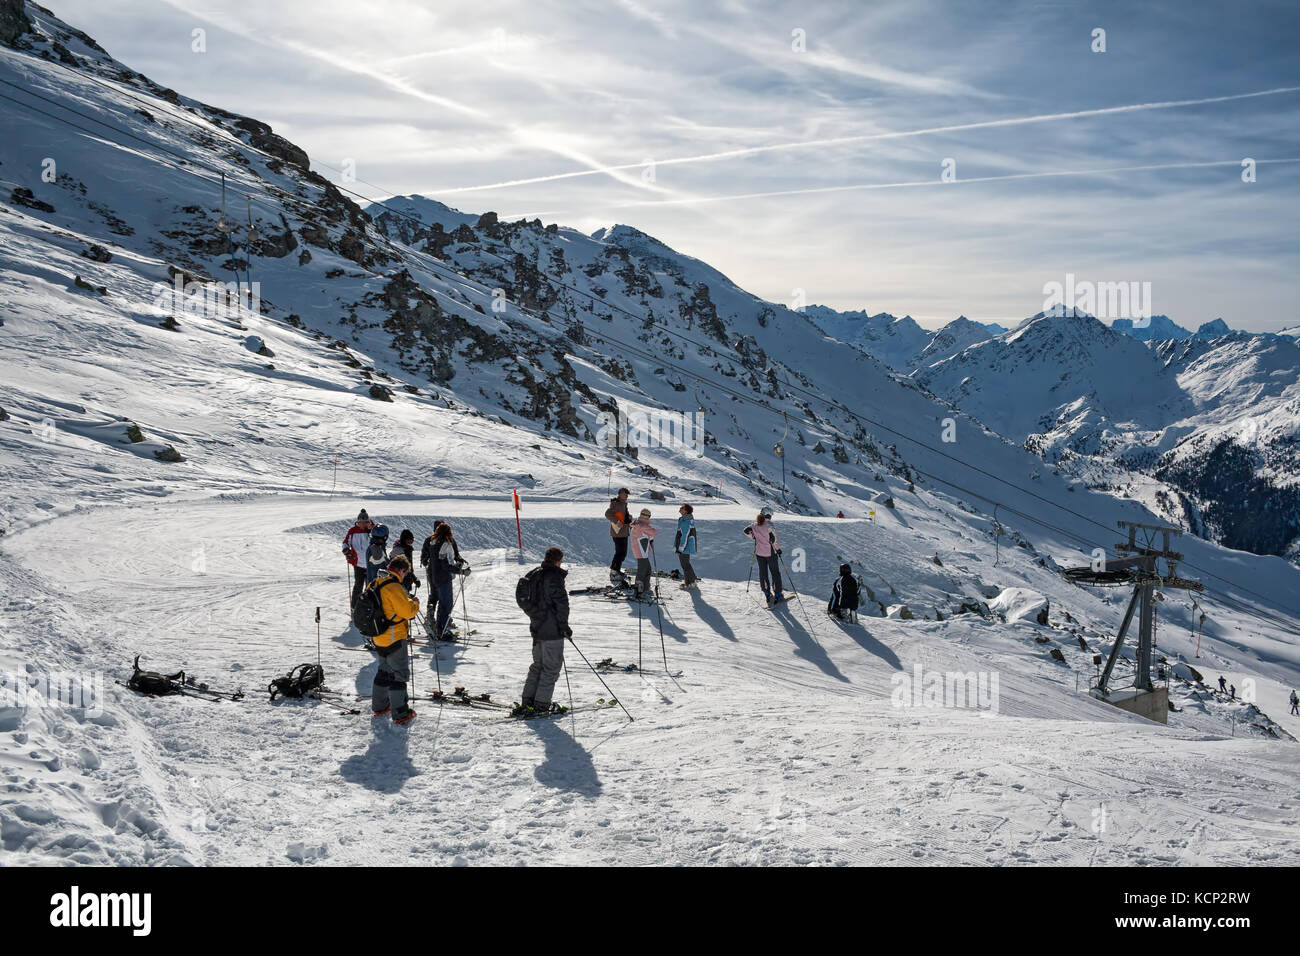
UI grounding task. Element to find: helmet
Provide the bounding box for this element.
[372,524,389,540]
[760,506,774,518]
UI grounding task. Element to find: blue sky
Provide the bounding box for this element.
[48,0,1300,331]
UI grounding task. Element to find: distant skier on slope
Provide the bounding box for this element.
[1218,675,1227,694]
[1290,690,1298,715]
[827,564,860,620]
[365,524,390,584]
[514,547,571,718]
[674,503,699,590]
[429,522,467,639]
[342,509,373,610]
[744,508,784,606]
[605,488,634,587]
[630,509,659,599]
[367,555,421,726]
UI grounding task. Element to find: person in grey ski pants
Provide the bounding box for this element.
[372,641,411,716]
[522,639,566,710]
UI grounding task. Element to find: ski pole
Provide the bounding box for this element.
[745,551,755,592]
[567,635,634,721]
[778,549,821,639]
[648,545,667,672]
[315,606,321,669]
[459,570,470,643]
[637,591,643,673]
[562,657,575,724]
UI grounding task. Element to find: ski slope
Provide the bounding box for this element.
[3,493,1297,866]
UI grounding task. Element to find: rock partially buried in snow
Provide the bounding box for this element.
[988,587,1048,625]
[243,334,274,358]
[286,842,328,863]
[368,383,394,402]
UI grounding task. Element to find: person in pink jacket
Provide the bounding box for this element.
[744,509,785,606]
[629,509,659,599]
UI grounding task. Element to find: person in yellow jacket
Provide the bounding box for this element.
[368,554,421,725]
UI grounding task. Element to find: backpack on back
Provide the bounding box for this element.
[515,567,547,616]
[353,577,397,637]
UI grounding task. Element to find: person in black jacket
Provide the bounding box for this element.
[828,564,860,620]
[516,547,571,716]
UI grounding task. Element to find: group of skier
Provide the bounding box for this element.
[344,494,864,725]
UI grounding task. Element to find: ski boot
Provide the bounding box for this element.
[393,708,417,726]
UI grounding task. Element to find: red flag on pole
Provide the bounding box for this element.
[513,489,522,552]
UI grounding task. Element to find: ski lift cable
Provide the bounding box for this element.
[6,79,1297,624]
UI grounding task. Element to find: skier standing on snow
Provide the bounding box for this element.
[629,509,659,599]
[394,529,419,595]
[744,508,785,606]
[515,547,571,717]
[365,524,391,584]
[1218,675,1227,694]
[827,564,860,620]
[367,554,421,726]
[342,509,373,610]
[605,488,634,587]
[1290,690,1298,715]
[429,522,467,639]
[674,503,699,589]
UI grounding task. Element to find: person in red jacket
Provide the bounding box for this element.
[342,508,373,611]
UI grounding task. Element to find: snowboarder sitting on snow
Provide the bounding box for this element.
[630,509,659,599]
[365,524,390,584]
[429,522,468,640]
[827,564,860,620]
[605,488,634,587]
[342,509,373,610]
[368,555,422,726]
[675,503,699,589]
[744,508,784,606]
[515,547,571,718]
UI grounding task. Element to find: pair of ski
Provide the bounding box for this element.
[346,686,618,722]
[115,678,245,703]
[592,657,683,679]
[570,584,660,605]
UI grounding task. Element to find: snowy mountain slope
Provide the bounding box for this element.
[911,314,1300,561]
[0,1,1298,866]
[802,306,936,372]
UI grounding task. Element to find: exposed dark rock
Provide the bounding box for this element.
[9,187,54,213]
[1,0,33,46]
[154,445,185,463]
[125,423,145,443]
[80,243,112,262]
[368,383,394,402]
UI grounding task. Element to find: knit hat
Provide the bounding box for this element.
[398,529,414,545]
[357,508,370,521]
[638,508,652,520]
[618,487,631,496]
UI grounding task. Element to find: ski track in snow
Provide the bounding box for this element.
[2,496,1296,866]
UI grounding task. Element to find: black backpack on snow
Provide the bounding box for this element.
[126,655,184,696]
[353,577,398,637]
[515,567,547,617]
[268,663,326,700]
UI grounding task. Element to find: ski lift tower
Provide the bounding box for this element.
[1061,521,1203,724]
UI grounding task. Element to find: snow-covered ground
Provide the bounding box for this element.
[3,493,1297,865]
[1,0,1298,867]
